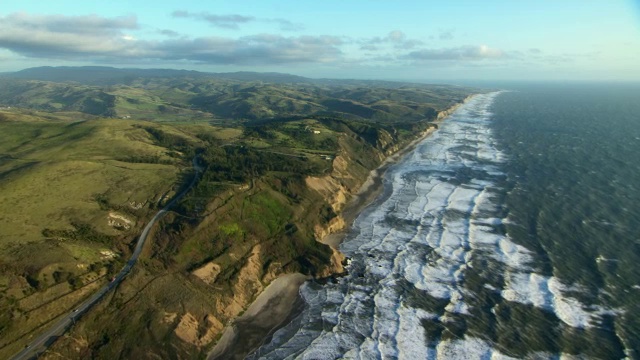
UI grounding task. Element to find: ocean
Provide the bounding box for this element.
[248,83,640,359]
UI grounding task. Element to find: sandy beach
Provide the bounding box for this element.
[208,273,309,359]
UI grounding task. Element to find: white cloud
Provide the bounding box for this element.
[405,45,505,61]
[360,30,423,51]
[172,11,254,30]
[171,10,304,32]
[0,13,343,65]
[0,12,513,71]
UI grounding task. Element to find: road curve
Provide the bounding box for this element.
[11,158,202,360]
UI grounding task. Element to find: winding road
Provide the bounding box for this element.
[11,158,202,360]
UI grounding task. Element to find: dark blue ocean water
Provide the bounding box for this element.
[250,83,640,359]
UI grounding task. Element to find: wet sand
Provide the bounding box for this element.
[208,273,309,360]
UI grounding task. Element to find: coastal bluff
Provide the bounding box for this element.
[203,97,479,360]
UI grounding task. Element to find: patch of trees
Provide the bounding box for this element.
[138,125,193,155]
[269,174,307,202]
[321,99,377,118]
[80,92,117,117]
[244,120,338,152]
[52,270,82,289]
[316,117,389,147]
[115,155,174,164]
[195,132,219,144]
[42,222,115,245]
[199,145,323,184]
[157,104,178,114]
[93,193,110,210]
[318,116,434,146]
[243,125,277,140]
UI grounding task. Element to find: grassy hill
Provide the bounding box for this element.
[0,68,483,358]
[0,66,476,123]
[0,110,203,353]
[0,80,117,116]
[3,66,310,85]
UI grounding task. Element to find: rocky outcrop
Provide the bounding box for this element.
[317,247,346,278]
[192,262,222,284]
[220,245,265,317]
[107,212,133,230]
[436,95,474,121]
[306,154,369,247]
[184,245,275,348]
[306,175,349,213]
[174,312,224,347]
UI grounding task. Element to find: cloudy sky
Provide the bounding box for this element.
[0,0,639,81]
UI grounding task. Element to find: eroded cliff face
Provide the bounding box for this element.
[304,129,412,278]
[306,154,374,238]
[436,95,474,121]
[174,312,224,347]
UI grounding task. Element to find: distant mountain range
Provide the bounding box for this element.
[2,66,463,89]
[0,66,481,121]
[2,66,313,85]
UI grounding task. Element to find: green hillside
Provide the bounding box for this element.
[0,68,483,358]
[0,67,476,123]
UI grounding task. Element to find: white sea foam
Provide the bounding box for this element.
[396,306,437,359]
[434,336,517,360]
[501,272,614,328]
[506,278,605,328]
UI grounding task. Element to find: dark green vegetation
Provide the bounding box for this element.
[0,67,479,359]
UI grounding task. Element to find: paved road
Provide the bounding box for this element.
[11,158,201,360]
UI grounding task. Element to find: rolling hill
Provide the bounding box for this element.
[0,67,484,358]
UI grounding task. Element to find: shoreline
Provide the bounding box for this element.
[323,95,474,248]
[206,95,476,360]
[208,273,309,360]
[322,125,438,248]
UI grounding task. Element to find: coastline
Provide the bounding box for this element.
[206,95,476,359]
[323,95,474,248]
[320,126,435,248]
[208,273,309,360]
